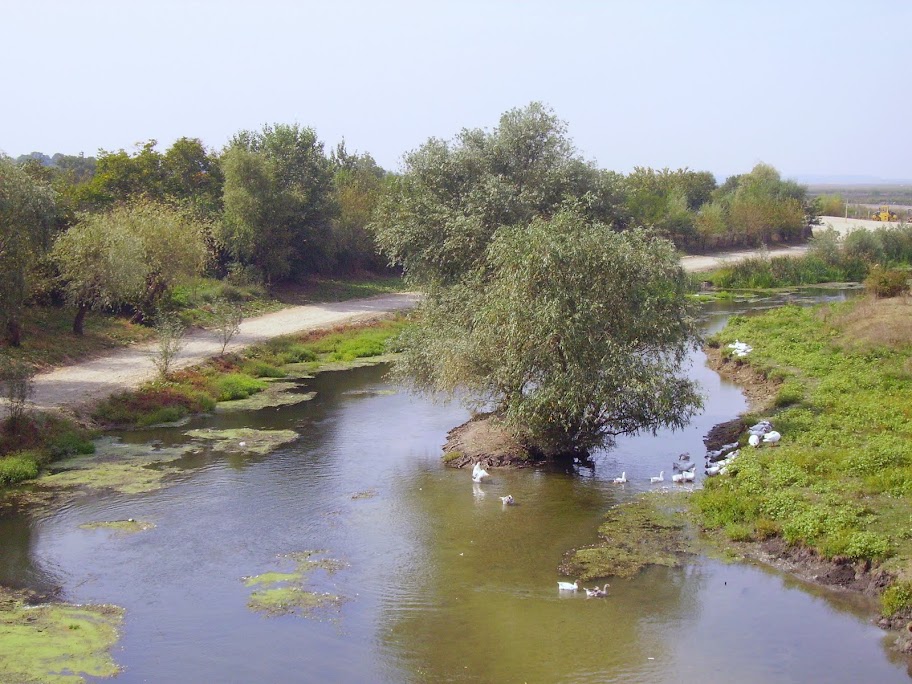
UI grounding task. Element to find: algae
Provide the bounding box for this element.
[281,353,396,379]
[36,438,195,496]
[79,519,155,535]
[351,489,377,500]
[184,428,299,455]
[244,550,347,618]
[215,382,316,412]
[560,493,694,581]
[0,587,123,683]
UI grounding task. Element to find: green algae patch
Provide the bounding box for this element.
[36,438,194,496]
[0,587,123,683]
[560,493,695,582]
[247,587,341,616]
[184,428,299,455]
[244,550,347,618]
[79,519,155,535]
[215,382,316,412]
[243,572,301,588]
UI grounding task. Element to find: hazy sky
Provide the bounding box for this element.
[3,0,910,180]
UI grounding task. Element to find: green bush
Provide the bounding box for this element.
[864,265,910,298]
[213,374,267,401]
[0,452,40,486]
[241,360,286,378]
[881,581,912,616]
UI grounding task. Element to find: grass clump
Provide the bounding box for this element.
[560,494,692,581]
[694,296,912,591]
[0,413,97,488]
[212,374,268,401]
[881,581,912,616]
[0,452,40,486]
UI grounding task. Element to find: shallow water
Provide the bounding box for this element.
[2,289,909,683]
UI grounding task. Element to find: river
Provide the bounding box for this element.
[2,289,909,683]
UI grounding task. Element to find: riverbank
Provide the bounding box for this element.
[694,295,912,625]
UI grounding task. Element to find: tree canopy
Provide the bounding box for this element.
[376,104,703,454]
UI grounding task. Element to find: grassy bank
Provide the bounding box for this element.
[0,413,96,487]
[92,316,407,428]
[704,224,912,289]
[4,275,404,373]
[694,295,912,615]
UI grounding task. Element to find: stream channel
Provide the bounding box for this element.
[2,290,910,683]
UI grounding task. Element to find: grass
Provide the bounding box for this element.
[0,413,96,487]
[695,295,912,614]
[92,316,408,429]
[3,274,405,374]
[703,224,912,290]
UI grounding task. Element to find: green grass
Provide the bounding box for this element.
[93,316,408,429]
[0,413,97,488]
[0,452,40,486]
[694,297,912,613]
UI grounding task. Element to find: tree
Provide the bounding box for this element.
[376,104,702,455]
[51,200,207,330]
[373,102,615,286]
[151,312,187,379]
[330,142,387,272]
[211,298,244,354]
[51,215,146,334]
[0,156,57,346]
[220,123,335,283]
[392,208,703,454]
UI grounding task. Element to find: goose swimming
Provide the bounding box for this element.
[557,580,579,591]
[585,583,610,598]
[650,471,665,483]
[499,494,515,505]
[612,472,627,484]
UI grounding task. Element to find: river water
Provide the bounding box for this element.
[2,290,909,683]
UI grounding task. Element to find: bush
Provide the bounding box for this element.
[212,374,267,401]
[881,581,912,616]
[864,265,910,298]
[0,452,40,486]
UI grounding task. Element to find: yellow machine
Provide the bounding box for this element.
[871,205,899,221]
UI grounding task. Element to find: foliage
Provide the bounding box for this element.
[0,358,34,424]
[881,581,912,616]
[373,102,618,286]
[211,298,244,354]
[151,312,187,380]
[0,155,58,346]
[0,451,40,486]
[392,207,703,453]
[693,300,912,574]
[221,123,335,282]
[212,373,267,401]
[863,265,910,298]
[330,142,388,272]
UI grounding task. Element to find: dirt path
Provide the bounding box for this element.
[31,293,419,412]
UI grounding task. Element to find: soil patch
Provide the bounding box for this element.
[704,346,779,413]
[441,413,549,468]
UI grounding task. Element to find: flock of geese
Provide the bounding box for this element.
[472,417,783,597]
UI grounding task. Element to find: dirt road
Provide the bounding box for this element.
[31,293,419,412]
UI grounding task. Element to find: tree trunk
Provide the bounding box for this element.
[5,318,21,347]
[73,303,88,335]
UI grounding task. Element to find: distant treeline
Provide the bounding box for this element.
[2,106,818,346]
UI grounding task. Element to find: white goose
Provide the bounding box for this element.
[762,430,781,444]
[499,494,515,505]
[650,471,665,483]
[557,580,579,592]
[672,469,695,484]
[748,434,760,447]
[612,472,628,484]
[585,583,610,598]
[472,462,490,482]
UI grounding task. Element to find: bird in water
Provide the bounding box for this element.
[557,580,579,591]
[650,471,665,483]
[472,462,490,483]
[612,472,627,484]
[585,583,610,598]
[672,469,695,484]
[499,494,515,505]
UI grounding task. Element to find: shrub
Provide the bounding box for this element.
[241,360,286,378]
[0,452,40,486]
[0,358,34,425]
[864,265,910,298]
[212,374,267,401]
[881,581,912,616]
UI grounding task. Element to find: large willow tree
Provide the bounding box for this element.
[374,104,702,455]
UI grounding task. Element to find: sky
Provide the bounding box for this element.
[3,0,910,181]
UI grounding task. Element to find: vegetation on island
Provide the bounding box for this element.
[695,293,912,616]
[375,104,705,455]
